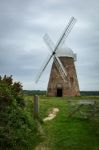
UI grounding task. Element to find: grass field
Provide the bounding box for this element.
[25,96,99,150]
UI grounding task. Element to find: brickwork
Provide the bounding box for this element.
[47,57,80,96]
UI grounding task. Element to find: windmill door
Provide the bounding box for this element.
[56,84,63,97]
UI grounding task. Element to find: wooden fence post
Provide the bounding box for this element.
[34,95,39,119]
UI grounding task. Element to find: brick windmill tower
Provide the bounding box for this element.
[36,17,80,97]
[47,47,80,96]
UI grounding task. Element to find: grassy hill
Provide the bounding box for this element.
[1,76,99,149]
[25,96,99,150]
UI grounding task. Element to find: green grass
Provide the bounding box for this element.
[24,96,99,150]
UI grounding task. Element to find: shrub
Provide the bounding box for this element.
[0,75,35,150]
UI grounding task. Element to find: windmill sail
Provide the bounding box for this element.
[35,54,53,83]
[43,34,55,51]
[35,17,77,83]
[55,17,77,49]
[54,56,67,83]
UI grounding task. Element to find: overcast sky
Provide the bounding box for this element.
[0,0,99,91]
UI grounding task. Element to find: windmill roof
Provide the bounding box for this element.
[56,47,76,60]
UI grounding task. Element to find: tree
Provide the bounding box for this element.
[0,75,34,150]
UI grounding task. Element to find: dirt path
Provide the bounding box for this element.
[35,142,49,150]
[35,108,59,150]
[43,108,59,122]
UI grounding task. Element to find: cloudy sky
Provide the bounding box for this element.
[0,0,99,91]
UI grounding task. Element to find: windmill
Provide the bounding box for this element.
[36,17,80,97]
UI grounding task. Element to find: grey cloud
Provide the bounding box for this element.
[0,0,99,90]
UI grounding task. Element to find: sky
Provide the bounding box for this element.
[0,0,99,91]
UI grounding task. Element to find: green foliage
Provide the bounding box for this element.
[0,75,23,108]
[32,96,99,150]
[23,90,46,96]
[0,75,39,150]
[80,91,99,96]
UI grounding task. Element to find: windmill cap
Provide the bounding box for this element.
[56,47,76,61]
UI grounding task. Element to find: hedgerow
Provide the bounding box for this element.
[0,75,37,150]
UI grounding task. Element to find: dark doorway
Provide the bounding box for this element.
[57,88,63,97]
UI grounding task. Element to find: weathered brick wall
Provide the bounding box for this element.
[47,57,80,96]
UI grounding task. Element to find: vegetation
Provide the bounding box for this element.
[0,76,99,150]
[23,90,99,96]
[23,90,46,96]
[80,91,99,96]
[0,75,40,150]
[25,96,99,150]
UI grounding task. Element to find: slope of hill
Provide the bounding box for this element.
[25,96,99,150]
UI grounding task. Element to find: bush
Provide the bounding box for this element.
[0,75,36,150]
